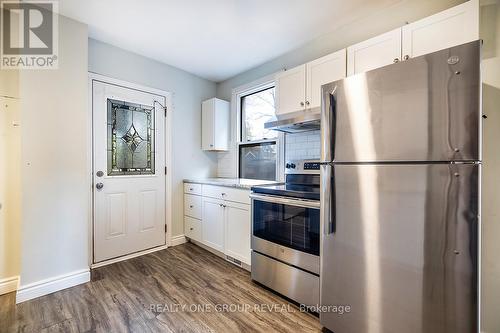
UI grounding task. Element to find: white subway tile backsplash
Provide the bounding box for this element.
[307,135,320,142]
[285,130,321,161]
[295,136,308,143]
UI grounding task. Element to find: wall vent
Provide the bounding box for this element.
[226,255,242,267]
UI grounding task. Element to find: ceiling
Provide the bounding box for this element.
[59,0,400,82]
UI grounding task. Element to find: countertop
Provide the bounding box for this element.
[183,178,281,190]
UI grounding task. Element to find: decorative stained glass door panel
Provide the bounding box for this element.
[92,78,168,263]
[107,99,155,175]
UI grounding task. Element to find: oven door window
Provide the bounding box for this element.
[253,200,320,256]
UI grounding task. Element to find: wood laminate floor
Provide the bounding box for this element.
[0,242,322,333]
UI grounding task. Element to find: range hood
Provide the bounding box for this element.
[264,107,321,133]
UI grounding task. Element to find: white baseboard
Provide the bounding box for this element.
[171,234,187,246]
[16,269,90,304]
[0,276,19,295]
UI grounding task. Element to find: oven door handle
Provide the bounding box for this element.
[249,193,320,209]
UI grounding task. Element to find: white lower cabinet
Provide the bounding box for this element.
[224,201,251,265]
[184,216,202,242]
[201,197,225,252]
[184,183,252,267]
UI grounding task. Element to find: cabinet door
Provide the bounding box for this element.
[347,28,402,76]
[201,99,214,150]
[224,201,251,265]
[275,64,306,115]
[402,0,479,59]
[213,99,229,150]
[306,49,346,109]
[202,197,225,252]
[185,216,202,242]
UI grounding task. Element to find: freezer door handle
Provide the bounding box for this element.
[321,85,337,162]
[320,164,335,235]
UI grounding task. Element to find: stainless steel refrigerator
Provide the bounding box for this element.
[319,40,480,333]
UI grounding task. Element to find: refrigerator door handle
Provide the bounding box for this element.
[320,164,335,235]
[320,85,337,162]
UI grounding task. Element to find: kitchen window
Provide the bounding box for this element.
[240,87,277,142]
[237,83,282,181]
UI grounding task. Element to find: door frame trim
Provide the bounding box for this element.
[87,72,173,266]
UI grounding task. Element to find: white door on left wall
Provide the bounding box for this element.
[92,80,166,263]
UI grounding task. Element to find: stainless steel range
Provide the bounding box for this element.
[250,160,320,306]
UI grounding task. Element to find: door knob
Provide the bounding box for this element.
[96,183,104,190]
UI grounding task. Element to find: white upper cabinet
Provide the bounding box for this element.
[347,28,402,76]
[275,64,307,116]
[276,50,347,115]
[347,0,479,76]
[306,49,347,109]
[402,0,479,59]
[202,98,229,151]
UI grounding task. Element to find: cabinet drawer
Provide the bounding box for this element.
[184,194,202,219]
[184,183,202,195]
[185,216,202,242]
[202,185,250,204]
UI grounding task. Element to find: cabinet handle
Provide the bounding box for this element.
[210,144,214,147]
[189,188,193,191]
[393,58,400,63]
[219,203,223,207]
[222,204,227,208]
[190,227,193,231]
[305,101,310,106]
[221,193,226,197]
[403,55,410,61]
[300,101,305,107]
[189,205,193,208]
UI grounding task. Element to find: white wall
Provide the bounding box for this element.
[480,1,500,332]
[88,39,218,237]
[18,15,90,287]
[216,0,465,101]
[215,0,465,177]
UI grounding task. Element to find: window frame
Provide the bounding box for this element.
[233,75,284,182]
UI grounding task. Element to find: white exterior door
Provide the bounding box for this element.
[347,28,402,76]
[0,98,21,276]
[92,79,166,263]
